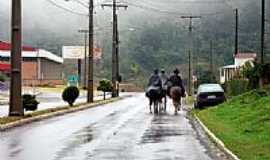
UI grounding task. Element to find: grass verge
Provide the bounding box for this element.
[0,98,119,125]
[195,87,270,160]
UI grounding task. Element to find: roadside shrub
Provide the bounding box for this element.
[23,94,39,111]
[0,73,7,82]
[62,86,80,106]
[225,79,249,97]
[241,61,270,88]
[97,79,112,100]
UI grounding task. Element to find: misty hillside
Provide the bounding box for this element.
[0,0,269,86]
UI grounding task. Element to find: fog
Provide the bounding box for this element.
[0,0,264,52]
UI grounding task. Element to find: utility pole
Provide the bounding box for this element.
[78,59,81,86]
[261,0,265,64]
[210,40,214,82]
[112,0,117,97]
[181,16,201,96]
[78,29,89,89]
[115,15,120,96]
[235,8,239,56]
[9,0,23,116]
[88,0,94,103]
[102,1,127,97]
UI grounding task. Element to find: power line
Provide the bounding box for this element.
[70,0,89,8]
[127,2,230,17]
[46,0,88,16]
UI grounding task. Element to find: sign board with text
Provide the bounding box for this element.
[62,46,102,60]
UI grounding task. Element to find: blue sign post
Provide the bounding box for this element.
[67,75,78,87]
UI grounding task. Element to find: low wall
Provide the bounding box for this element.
[23,79,64,87]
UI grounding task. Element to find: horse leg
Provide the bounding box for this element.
[149,99,152,114]
[179,98,182,111]
[164,96,167,112]
[173,100,178,115]
[154,101,158,114]
[159,98,163,113]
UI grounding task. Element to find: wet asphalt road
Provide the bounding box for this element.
[0,93,230,160]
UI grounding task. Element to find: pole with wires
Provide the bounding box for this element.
[112,0,117,97]
[9,0,23,116]
[234,8,238,56]
[261,0,265,64]
[181,16,201,96]
[101,1,128,97]
[87,0,94,103]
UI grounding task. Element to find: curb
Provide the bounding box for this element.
[194,115,240,160]
[0,101,8,105]
[0,97,124,131]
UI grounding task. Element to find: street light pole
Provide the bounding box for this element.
[87,0,94,102]
[9,0,23,116]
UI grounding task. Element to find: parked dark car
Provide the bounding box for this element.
[194,84,226,109]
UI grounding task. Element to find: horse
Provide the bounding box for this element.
[146,86,163,114]
[169,86,183,114]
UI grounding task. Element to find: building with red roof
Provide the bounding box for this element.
[0,41,64,86]
[220,52,257,84]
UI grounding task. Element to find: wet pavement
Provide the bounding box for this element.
[0,93,231,160]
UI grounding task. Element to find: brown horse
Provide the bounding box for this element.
[169,86,182,114]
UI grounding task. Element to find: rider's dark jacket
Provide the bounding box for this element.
[168,74,185,95]
[148,74,162,88]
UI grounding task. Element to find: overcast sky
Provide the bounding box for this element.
[0,0,262,44]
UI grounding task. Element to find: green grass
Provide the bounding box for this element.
[0,98,119,125]
[196,87,270,160]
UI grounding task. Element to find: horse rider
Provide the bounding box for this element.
[167,68,186,114]
[146,69,163,113]
[168,68,185,97]
[160,69,169,108]
[160,69,169,89]
[147,69,162,88]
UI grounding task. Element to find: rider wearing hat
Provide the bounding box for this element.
[168,68,186,97]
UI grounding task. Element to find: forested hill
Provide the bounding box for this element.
[0,0,269,87]
[114,0,269,86]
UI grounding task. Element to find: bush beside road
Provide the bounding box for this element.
[195,87,270,160]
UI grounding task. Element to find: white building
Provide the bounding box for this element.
[220,53,257,84]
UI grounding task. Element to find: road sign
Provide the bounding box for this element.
[67,75,78,86]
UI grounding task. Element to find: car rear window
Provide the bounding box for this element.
[198,84,224,93]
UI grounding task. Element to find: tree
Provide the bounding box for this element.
[97,79,113,100]
[242,61,270,89]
